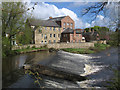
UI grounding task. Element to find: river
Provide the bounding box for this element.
[2,47,119,89]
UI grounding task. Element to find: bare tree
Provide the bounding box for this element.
[82,1,119,28]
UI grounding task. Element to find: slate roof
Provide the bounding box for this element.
[62,28,82,34]
[29,19,59,27]
[62,28,74,34]
[48,16,66,21]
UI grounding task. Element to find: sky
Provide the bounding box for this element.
[26,1,119,30]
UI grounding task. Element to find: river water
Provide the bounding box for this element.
[2,47,119,89]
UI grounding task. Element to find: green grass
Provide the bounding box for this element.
[61,48,95,54]
[61,43,110,54]
[14,46,48,54]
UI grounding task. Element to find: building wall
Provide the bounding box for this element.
[70,34,82,43]
[61,16,75,32]
[61,33,70,42]
[35,26,62,44]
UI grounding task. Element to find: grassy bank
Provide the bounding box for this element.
[61,43,110,54]
[14,46,49,54]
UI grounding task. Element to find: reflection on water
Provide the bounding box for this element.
[2,51,55,87]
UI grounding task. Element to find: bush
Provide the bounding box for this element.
[106,69,120,90]
[49,48,57,52]
[43,45,47,48]
[32,46,36,49]
[26,46,30,49]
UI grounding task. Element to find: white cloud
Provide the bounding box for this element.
[28,2,90,29]
[90,15,112,27]
[28,2,116,29]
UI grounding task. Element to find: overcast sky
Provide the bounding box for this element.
[25,1,119,30]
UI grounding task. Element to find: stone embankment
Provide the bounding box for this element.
[12,42,94,50]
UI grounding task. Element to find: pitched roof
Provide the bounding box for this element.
[62,28,74,34]
[48,16,66,21]
[29,19,59,27]
[62,28,82,34]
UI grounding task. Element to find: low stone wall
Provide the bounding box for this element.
[92,40,107,44]
[48,42,94,49]
[12,44,45,50]
[12,42,94,50]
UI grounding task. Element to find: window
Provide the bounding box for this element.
[64,34,66,37]
[71,23,73,29]
[67,23,69,26]
[45,41,47,44]
[50,34,52,37]
[64,22,66,26]
[54,40,56,43]
[66,34,67,37]
[42,34,43,37]
[49,40,51,43]
[58,34,61,38]
[45,27,47,30]
[44,34,47,39]
[53,27,56,31]
[54,34,56,37]
[50,27,52,30]
[59,28,61,31]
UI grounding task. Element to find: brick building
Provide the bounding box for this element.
[48,16,75,32]
[61,28,85,43]
[29,16,85,44]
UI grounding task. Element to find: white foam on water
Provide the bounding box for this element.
[80,64,106,76]
[76,79,104,88]
[45,79,78,88]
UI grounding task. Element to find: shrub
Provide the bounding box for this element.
[43,45,48,48]
[32,46,36,49]
[26,46,30,49]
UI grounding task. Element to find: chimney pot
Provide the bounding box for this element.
[49,16,52,19]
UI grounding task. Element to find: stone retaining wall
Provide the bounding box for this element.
[12,42,94,50]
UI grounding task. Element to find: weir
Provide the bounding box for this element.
[24,64,87,83]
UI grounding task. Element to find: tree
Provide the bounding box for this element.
[16,19,33,45]
[84,26,110,40]
[2,2,37,57]
[2,2,26,49]
[82,1,119,29]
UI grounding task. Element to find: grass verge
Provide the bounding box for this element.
[61,43,110,54]
[14,46,49,54]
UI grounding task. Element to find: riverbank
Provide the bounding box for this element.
[14,46,49,54]
[61,43,110,54]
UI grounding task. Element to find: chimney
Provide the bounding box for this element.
[49,16,52,19]
[89,28,91,32]
[84,30,86,33]
[73,29,76,40]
